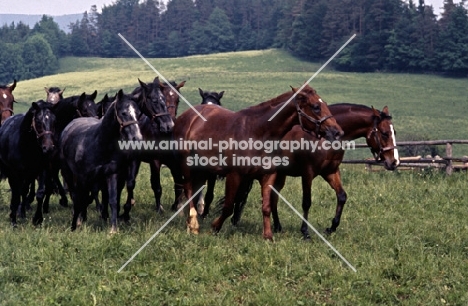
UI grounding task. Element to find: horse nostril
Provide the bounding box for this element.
[335,130,344,140]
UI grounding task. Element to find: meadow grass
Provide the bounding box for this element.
[1,50,467,305]
[0,166,467,305]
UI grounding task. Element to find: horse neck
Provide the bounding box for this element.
[100,103,121,139]
[330,104,374,141]
[238,94,299,139]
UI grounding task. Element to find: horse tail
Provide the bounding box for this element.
[215,178,254,226]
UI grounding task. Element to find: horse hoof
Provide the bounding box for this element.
[273,225,283,233]
[324,228,334,235]
[109,227,118,234]
[302,234,311,240]
[32,216,43,226]
[130,199,136,206]
[43,207,49,214]
[263,233,273,241]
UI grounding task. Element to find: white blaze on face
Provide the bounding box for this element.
[169,91,175,96]
[2,94,7,99]
[390,124,400,165]
[207,102,213,105]
[128,104,143,139]
[318,98,323,103]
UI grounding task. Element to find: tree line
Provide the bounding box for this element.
[1,0,467,83]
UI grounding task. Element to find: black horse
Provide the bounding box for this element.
[199,88,224,106]
[96,93,116,118]
[33,91,99,218]
[0,101,57,226]
[60,90,144,233]
[45,87,65,104]
[110,78,178,221]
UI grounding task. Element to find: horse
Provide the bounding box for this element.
[97,78,174,222]
[173,84,343,240]
[0,79,16,125]
[216,103,400,239]
[162,79,185,121]
[33,91,99,219]
[193,88,225,214]
[45,87,65,104]
[0,101,57,226]
[199,88,224,106]
[96,93,115,118]
[60,90,144,233]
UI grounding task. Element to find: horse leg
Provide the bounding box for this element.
[33,172,54,225]
[71,185,86,231]
[186,175,206,234]
[271,174,286,233]
[231,178,254,226]
[259,174,277,241]
[211,173,241,234]
[107,173,119,233]
[8,178,21,227]
[27,180,35,205]
[201,175,216,218]
[149,160,163,213]
[300,174,314,240]
[323,170,347,235]
[120,167,132,222]
[125,160,139,209]
[54,169,68,207]
[100,182,109,220]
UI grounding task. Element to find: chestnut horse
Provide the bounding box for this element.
[173,85,343,240]
[0,79,16,125]
[220,103,400,239]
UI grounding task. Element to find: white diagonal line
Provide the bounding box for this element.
[268,34,356,121]
[117,185,206,273]
[118,33,207,121]
[269,185,357,272]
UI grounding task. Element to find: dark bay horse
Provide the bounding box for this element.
[199,88,224,106]
[222,103,400,239]
[34,91,99,217]
[45,87,65,104]
[174,85,343,240]
[162,79,185,121]
[0,101,57,226]
[97,78,174,222]
[60,90,143,233]
[96,93,115,118]
[0,79,16,125]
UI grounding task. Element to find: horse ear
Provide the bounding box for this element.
[177,80,186,89]
[290,86,299,93]
[153,77,160,84]
[59,88,66,95]
[90,90,97,100]
[138,79,148,89]
[198,88,204,98]
[218,91,225,99]
[9,80,17,92]
[31,101,40,111]
[382,106,390,115]
[371,106,380,117]
[117,89,124,102]
[44,87,50,94]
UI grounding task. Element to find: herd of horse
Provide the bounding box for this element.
[0,78,400,240]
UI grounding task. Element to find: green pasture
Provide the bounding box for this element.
[1,50,467,305]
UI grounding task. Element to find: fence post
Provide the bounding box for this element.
[446,142,453,175]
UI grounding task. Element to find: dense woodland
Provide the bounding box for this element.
[1,0,467,83]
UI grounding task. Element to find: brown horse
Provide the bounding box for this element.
[225,103,400,239]
[173,85,343,240]
[0,80,16,125]
[162,79,186,121]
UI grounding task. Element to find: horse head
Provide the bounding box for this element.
[162,79,186,121]
[199,88,224,106]
[133,78,174,133]
[31,101,56,154]
[45,87,65,104]
[290,85,343,142]
[367,106,400,170]
[96,93,116,118]
[114,89,143,142]
[76,90,98,118]
[0,79,16,125]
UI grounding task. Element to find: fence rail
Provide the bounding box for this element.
[343,140,468,175]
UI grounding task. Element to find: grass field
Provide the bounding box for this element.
[1,49,468,305]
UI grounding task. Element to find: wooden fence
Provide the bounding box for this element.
[342,140,468,175]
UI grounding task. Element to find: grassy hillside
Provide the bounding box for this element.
[12,49,468,156]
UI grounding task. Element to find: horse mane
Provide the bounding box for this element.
[332,103,391,119]
[238,91,293,115]
[0,85,9,89]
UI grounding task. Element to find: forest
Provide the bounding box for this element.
[1,0,467,83]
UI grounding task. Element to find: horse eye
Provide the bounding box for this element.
[381,132,389,139]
